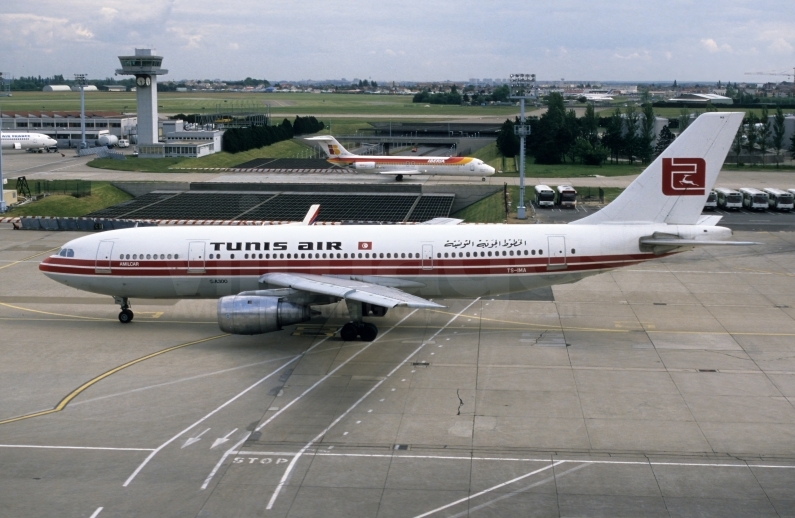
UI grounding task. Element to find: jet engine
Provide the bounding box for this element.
[217,295,312,335]
[353,162,376,170]
[97,134,119,147]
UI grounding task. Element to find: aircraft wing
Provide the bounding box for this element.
[377,170,422,175]
[259,272,444,309]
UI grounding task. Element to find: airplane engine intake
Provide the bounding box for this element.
[217,295,312,335]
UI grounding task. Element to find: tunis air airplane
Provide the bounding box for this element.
[306,136,496,181]
[1,132,58,151]
[40,113,754,342]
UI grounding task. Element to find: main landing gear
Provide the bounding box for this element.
[395,174,404,182]
[114,296,134,324]
[340,300,379,341]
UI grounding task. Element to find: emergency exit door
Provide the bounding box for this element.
[547,236,567,270]
[95,241,114,274]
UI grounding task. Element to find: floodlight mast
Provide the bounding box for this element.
[0,73,4,213]
[75,74,88,149]
[509,73,536,220]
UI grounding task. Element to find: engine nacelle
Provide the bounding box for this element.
[97,134,119,147]
[353,161,376,170]
[217,295,312,335]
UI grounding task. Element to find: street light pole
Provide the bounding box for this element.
[0,72,6,214]
[75,74,88,149]
[509,73,536,220]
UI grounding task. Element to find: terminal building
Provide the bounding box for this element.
[0,111,136,148]
[161,120,223,158]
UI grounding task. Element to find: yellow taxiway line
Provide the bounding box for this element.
[0,334,228,426]
[0,248,59,271]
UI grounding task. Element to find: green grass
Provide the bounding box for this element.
[88,157,185,172]
[722,162,795,171]
[498,161,645,178]
[3,91,520,118]
[87,139,313,172]
[452,190,507,223]
[7,182,132,217]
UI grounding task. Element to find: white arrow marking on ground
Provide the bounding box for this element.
[211,428,238,449]
[182,428,211,449]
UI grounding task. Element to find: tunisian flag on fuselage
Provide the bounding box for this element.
[358,242,372,250]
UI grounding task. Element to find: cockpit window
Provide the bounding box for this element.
[58,248,75,257]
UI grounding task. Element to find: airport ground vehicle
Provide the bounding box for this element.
[714,187,743,210]
[704,190,718,210]
[739,187,769,211]
[556,185,577,208]
[118,139,130,148]
[763,188,794,211]
[40,113,755,341]
[534,185,555,207]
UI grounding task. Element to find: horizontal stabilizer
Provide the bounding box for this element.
[697,215,723,226]
[419,218,464,225]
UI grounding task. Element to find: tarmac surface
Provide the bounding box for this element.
[2,226,795,517]
[3,149,795,190]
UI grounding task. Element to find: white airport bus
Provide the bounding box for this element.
[534,185,555,208]
[714,187,743,210]
[739,187,769,211]
[555,185,577,208]
[763,188,794,211]
[704,190,718,210]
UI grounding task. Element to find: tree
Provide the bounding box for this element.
[495,119,520,157]
[528,92,576,164]
[705,101,718,112]
[654,125,675,156]
[640,89,652,104]
[582,103,599,145]
[678,108,691,133]
[639,104,656,164]
[601,108,624,164]
[790,129,795,160]
[744,112,759,163]
[490,85,510,102]
[732,125,744,165]
[623,105,640,164]
[772,106,786,168]
[758,107,771,165]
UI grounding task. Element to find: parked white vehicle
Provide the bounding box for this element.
[714,187,743,210]
[534,185,555,208]
[763,188,794,211]
[739,187,769,211]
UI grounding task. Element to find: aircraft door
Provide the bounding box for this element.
[422,244,434,271]
[95,240,114,274]
[188,242,206,274]
[547,236,566,270]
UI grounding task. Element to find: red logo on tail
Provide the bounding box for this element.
[662,158,706,196]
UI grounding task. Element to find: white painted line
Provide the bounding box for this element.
[0,444,155,452]
[88,507,103,518]
[265,298,481,510]
[414,461,564,518]
[199,331,346,490]
[236,450,795,469]
[448,463,589,518]
[182,428,211,449]
[122,355,300,487]
[72,355,296,407]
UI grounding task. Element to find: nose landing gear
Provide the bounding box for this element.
[395,174,404,182]
[114,296,134,324]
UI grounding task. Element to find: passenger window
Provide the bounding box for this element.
[146,254,151,259]
[119,254,124,259]
[444,253,449,258]
[343,253,348,259]
[401,253,405,258]
[174,254,179,259]
[571,249,576,254]
[466,252,470,257]
[538,249,543,255]
[168,254,172,259]
[160,254,165,260]
[509,250,514,256]
[379,253,384,258]
[531,250,535,255]
[488,251,492,257]
[231,254,235,259]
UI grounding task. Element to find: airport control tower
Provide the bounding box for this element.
[116,49,168,147]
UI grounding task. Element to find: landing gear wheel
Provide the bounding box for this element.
[482,177,486,182]
[395,174,404,182]
[359,323,378,342]
[340,322,358,341]
[119,309,134,323]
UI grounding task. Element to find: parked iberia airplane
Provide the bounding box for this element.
[40,113,754,342]
[307,135,496,181]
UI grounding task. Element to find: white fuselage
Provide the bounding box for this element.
[1,132,58,150]
[330,155,495,177]
[40,223,731,301]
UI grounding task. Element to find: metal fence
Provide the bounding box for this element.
[25,180,92,197]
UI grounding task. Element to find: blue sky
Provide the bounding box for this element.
[1,0,793,83]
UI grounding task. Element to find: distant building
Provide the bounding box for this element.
[0,110,136,147]
[668,93,733,105]
[102,85,127,92]
[42,85,71,92]
[161,119,223,158]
